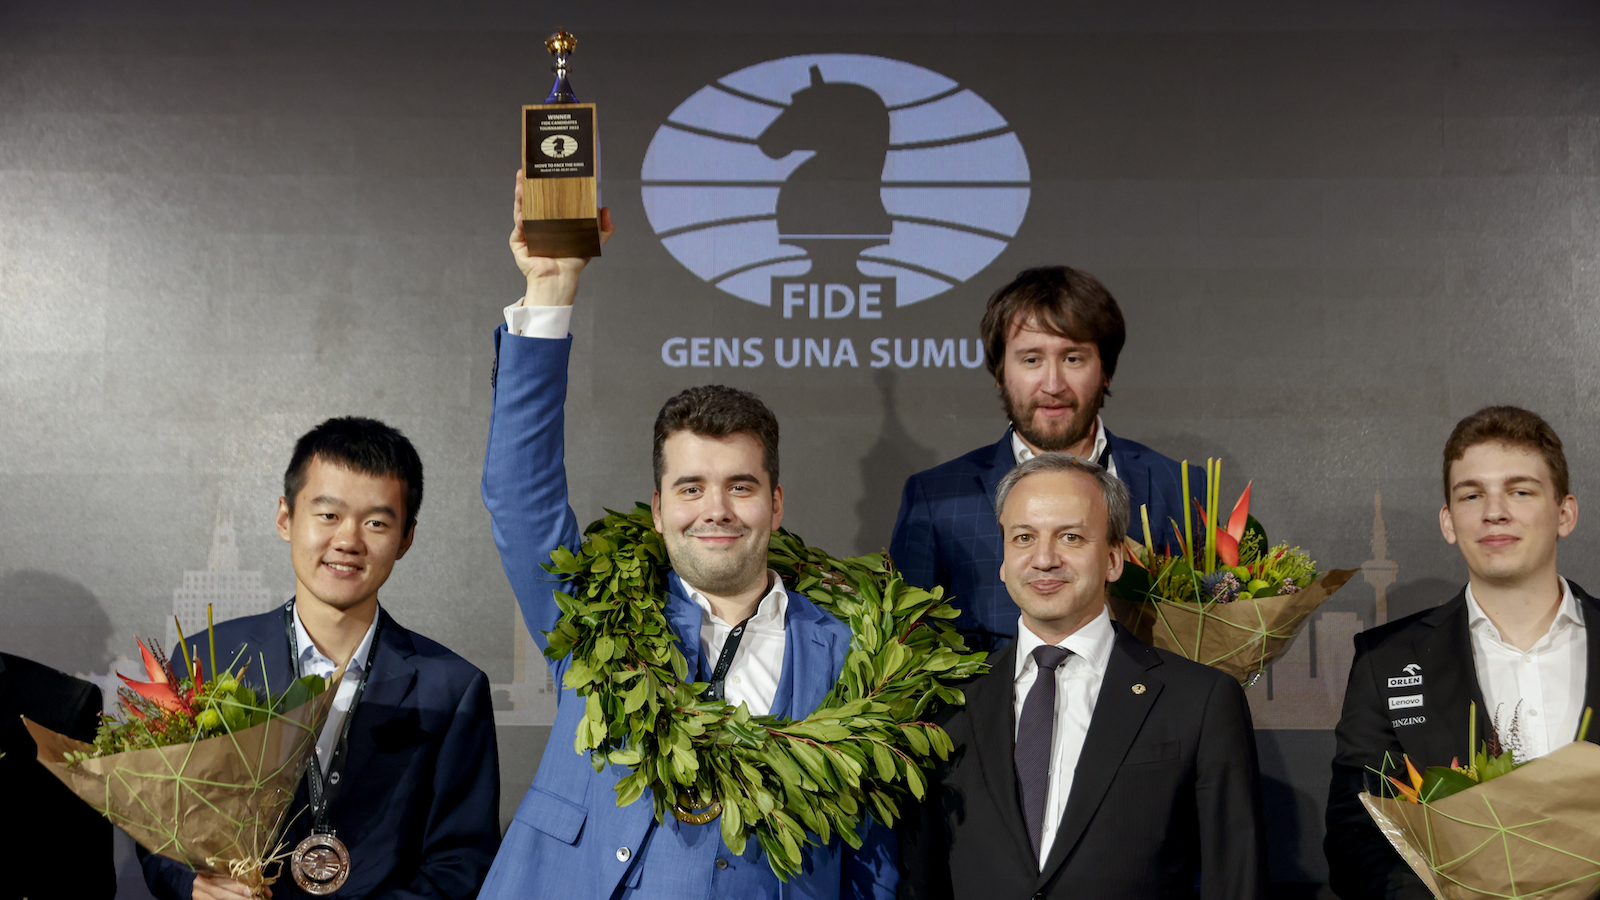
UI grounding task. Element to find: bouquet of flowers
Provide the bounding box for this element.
[1108,458,1354,684]
[1361,704,1600,900]
[24,610,334,898]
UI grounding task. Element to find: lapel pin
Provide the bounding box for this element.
[1132,683,1147,695]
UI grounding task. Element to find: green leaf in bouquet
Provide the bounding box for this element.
[1238,516,1268,564]
[1110,555,1152,602]
[274,673,329,716]
[1419,765,1479,802]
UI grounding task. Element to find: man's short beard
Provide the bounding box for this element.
[1003,381,1106,453]
[663,531,770,598]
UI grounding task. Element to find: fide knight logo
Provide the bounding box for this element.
[541,134,578,159]
[641,54,1031,312]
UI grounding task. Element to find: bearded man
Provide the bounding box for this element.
[890,267,1200,651]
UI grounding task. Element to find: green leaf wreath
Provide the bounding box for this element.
[542,503,988,879]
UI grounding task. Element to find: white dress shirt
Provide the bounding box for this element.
[1012,606,1116,869]
[685,571,790,716]
[1464,578,1587,760]
[293,604,380,776]
[1012,415,1117,479]
[505,301,573,339]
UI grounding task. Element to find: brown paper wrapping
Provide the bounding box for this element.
[1360,740,1600,900]
[1110,568,1356,685]
[23,683,335,896]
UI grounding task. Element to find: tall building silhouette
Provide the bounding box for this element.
[492,605,559,726]
[1362,492,1399,626]
[164,508,278,654]
[1249,491,1394,729]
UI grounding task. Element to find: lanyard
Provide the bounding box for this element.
[283,601,383,834]
[700,613,755,703]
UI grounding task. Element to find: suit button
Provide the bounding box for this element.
[715,858,729,870]
[616,846,631,862]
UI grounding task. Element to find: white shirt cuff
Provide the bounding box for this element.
[504,301,573,339]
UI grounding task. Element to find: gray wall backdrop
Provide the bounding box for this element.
[5,2,1600,897]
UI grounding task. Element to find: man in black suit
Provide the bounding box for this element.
[142,417,500,900]
[1326,406,1599,900]
[0,652,117,900]
[897,452,1267,900]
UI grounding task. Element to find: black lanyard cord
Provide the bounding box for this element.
[701,614,755,703]
[283,601,383,834]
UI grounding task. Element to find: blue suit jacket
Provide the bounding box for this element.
[889,428,1200,650]
[478,326,895,900]
[141,605,501,900]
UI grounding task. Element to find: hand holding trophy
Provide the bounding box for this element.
[520,29,601,258]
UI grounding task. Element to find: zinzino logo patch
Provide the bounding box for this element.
[1388,694,1424,710]
[1387,675,1423,688]
[1392,715,1427,727]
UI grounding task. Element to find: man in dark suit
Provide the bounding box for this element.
[0,652,117,900]
[1326,406,1597,900]
[898,452,1267,900]
[142,417,500,900]
[890,267,1200,651]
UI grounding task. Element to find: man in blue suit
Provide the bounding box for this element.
[891,267,1200,651]
[478,175,895,900]
[143,417,500,900]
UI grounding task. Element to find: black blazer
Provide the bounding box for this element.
[0,653,116,900]
[898,622,1268,900]
[142,604,502,900]
[1325,583,1600,900]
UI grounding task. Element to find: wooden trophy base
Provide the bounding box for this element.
[523,102,600,258]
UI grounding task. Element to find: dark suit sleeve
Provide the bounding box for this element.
[890,475,940,592]
[893,706,957,900]
[1325,635,1431,900]
[481,325,583,658]
[139,849,195,900]
[1194,674,1269,900]
[376,669,501,899]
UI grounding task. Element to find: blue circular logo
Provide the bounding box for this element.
[642,54,1030,309]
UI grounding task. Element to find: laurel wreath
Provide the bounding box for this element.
[541,503,988,880]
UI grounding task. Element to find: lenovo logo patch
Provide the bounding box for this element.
[1388,694,1424,710]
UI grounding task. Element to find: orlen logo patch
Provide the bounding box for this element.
[1387,675,1423,689]
[641,54,1030,312]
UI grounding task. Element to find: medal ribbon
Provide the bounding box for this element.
[284,601,384,835]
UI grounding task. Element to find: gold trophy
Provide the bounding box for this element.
[521,29,601,258]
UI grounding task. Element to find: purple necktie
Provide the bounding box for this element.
[1015,644,1072,861]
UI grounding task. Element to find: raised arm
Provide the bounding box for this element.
[481,170,614,656]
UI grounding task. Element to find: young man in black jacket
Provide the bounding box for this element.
[1326,406,1598,899]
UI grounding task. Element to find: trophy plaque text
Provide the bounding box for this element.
[521,30,601,258]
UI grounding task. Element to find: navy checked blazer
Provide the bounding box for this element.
[888,427,1200,650]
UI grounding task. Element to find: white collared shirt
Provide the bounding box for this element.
[1464,578,1587,760]
[685,571,789,716]
[1012,606,1116,869]
[1011,416,1117,479]
[293,604,380,776]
